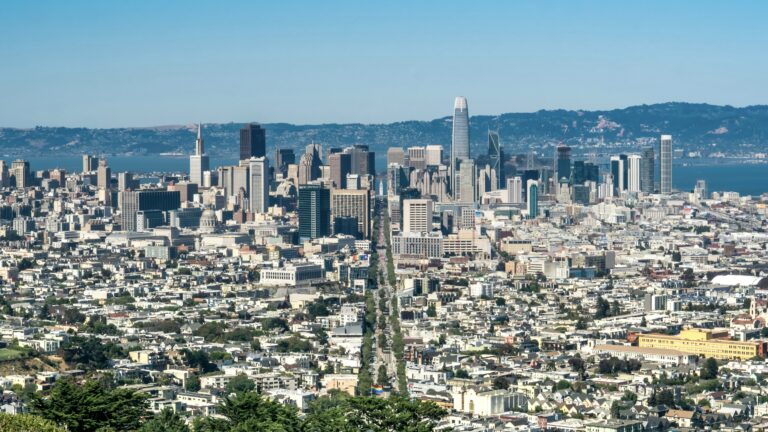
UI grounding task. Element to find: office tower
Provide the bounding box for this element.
[240,123,266,160]
[458,158,477,203]
[82,154,98,173]
[298,184,331,240]
[425,145,443,167]
[640,147,655,194]
[610,156,625,194]
[478,164,494,193]
[572,161,586,185]
[344,145,375,176]
[329,152,352,189]
[97,159,111,190]
[585,162,600,183]
[402,199,433,234]
[0,161,8,187]
[602,173,615,199]
[275,148,295,178]
[506,176,523,204]
[527,180,539,219]
[695,179,708,200]
[49,168,66,185]
[620,154,629,192]
[331,189,370,239]
[451,97,469,196]
[407,147,426,170]
[387,163,408,197]
[521,169,539,200]
[189,124,209,186]
[118,190,181,231]
[555,145,572,183]
[488,131,505,190]
[387,147,406,166]
[11,160,30,189]
[117,172,138,191]
[660,134,673,194]
[248,157,269,213]
[627,154,642,192]
[168,182,198,203]
[232,163,250,198]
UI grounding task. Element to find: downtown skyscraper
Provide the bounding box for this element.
[190,124,209,186]
[640,147,655,193]
[660,134,673,194]
[451,97,469,198]
[240,123,266,161]
[487,131,504,190]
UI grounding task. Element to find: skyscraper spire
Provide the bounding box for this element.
[195,123,204,156]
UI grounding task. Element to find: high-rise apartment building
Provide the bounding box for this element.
[402,199,433,234]
[248,157,269,214]
[451,97,469,197]
[240,123,266,161]
[298,184,331,240]
[331,189,370,239]
[190,124,209,186]
[660,134,673,194]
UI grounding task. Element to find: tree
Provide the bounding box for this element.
[139,408,189,432]
[226,374,255,394]
[492,376,509,390]
[454,369,470,379]
[595,296,611,319]
[0,413,64,432]
[194,391,302,432]
[58,336,124,369]
[302,396,446,432]
[555,380,571,390]
[183,349,217,373]
[377,365,388,386]
[701,357,719,380]
[426,304,436,318]
[30,378,148,432]
[657,389,675,407]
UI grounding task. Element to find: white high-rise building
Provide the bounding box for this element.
[457,158,477,203]
[402,199,433,234]
[451,97,469,198]
[506,176,523,204]
[248,157,269,214]
[425,145,443,167]
[627,154,642,193]
[660,134,673,194]
[190,124,210,186]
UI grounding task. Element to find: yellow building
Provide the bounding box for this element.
[637,328,766,360]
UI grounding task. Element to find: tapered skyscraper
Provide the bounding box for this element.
[451,97,469,198]
[190,124,209,186]
[660,135,672,194]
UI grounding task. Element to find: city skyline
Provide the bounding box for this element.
[2,1,768,128]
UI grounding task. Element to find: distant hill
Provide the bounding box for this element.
[1,102,767,159]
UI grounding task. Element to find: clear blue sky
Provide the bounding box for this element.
[2,0,767,128]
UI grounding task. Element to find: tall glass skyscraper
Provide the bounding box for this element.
[487,131,504,189]
[660,135,672,194]
[451,97,469,198]
[555,145,572,183]
[640,147,655,193]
